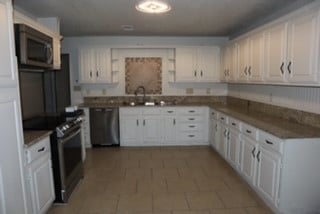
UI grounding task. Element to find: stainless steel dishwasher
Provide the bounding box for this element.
[90,107,120,146]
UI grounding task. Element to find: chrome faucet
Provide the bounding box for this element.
[134,86,146,104]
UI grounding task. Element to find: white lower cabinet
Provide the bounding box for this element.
[119,107,209,146]
[213,108,320,214]
[24,136,55,214]
[256,145,281,205]
[240,135,258,184]
[218,122,228,158]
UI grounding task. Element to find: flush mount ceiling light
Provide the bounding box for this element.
[136,0,171,14]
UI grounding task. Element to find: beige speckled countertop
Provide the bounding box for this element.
[209,104,320,139]
[24,131,52,147]
[79,102,320,139]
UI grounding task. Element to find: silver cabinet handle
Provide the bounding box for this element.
[173,119,176,125]
[167,111,173,113]
[200,70,203,77]
[188,135,195,137]
[188,118,195,121]
[244,66,248,75]
[96,71,99,77]
[246,129,252,134]
[287,61,292,74]
[90,71,92,77]
[224,129,227,137]
[189,125,195,128]
[38,147,45,152]
[248,66,251,76]
[215,124,218,131]
[136,119,139,126]
[232,122,236,126]
[194,70,197,77]
[257,151,261,162]
[143,120,145,126]
[280,62,284,74]
[251,147,256,158]
[189,110,195,113]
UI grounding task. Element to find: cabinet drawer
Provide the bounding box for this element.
[229,117,241,131]
[120,107,141,115]
[162,108,176,115]
[179,116,204,123]
[210,108,218,120]
[242,123,258,140]
[259,131,283,153]
[25,137,51,164]
[179,123,203,131]
[218,113,228,124]
[142,107,162,115]
[177,107,204,115]
[179,132,203,141]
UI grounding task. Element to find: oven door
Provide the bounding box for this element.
[57,127,83,201]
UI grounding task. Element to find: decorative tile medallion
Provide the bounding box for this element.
[125,57,162,94]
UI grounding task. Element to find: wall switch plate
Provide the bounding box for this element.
[73,85,81,91]
[102,89,107,95]
[186,88,194,94]
[86,89,90,95]
[206,88,211,94]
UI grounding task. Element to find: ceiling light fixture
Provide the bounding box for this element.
[136,0,171,14]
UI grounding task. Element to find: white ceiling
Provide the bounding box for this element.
[13,0,314,37]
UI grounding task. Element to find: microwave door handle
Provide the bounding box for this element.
[46,45,53,64]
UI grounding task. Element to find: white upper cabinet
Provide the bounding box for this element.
[264,22,288,82]
[0,0,16,87]
[221,44,237,82]
[236,33,264,82]
[175,46,220,82]
[265,10,320,84]
[287,11,320,83]
[79,47,112,84]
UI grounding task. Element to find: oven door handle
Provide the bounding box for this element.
[59,129,81,145]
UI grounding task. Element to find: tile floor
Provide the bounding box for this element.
[48,146,273,214]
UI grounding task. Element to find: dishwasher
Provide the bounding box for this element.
[90,107,120,146]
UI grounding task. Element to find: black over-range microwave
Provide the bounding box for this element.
[14,24,53,69]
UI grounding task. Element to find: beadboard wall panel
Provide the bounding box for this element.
[228,84,320,114]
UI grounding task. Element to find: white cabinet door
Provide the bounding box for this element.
[265,22,288,82]
[95,48,111,83]
[218,123,228,159]
[0,0,16,87]
[163,116,177,145]
[142,115,162,145]
[120,115,141,145]
[212,119,220,150]
[29,155,55,214]
[228,128,241,170]
[249,32,264,82]
[256,146,281,205]
[175,47,197,82]
[240,135,258,184]
[198,47,220,82]
[287,11,320,83]
[79,48,95,83]
[237,39,249,81]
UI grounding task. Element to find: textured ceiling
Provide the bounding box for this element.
[13,0,314,37]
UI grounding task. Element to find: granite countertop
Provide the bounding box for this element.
[24,131,52,147]
[210,104,320,139]
[79,102,320,139]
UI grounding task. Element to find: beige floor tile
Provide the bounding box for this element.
[173,151,194,159]
[217,189,258,208]
[210,208,248,214]
[151,150,175,159]
[128,151,152,160]
[246,206,274,214]
[47,205,78,214]
[117,193,152,212]
[126,168,152,179]
[178,168,208,180]
[140,159,164,168]
[115,159,140,168]
[167,178,199,193]
[195,177,229,191]
[173,211,211,214]
[185,192,224,209]
[153,193,189,211]
[137,179,168,193]
[153,168,180,180]
[105,179,137,195]
[163,159,188,168]
[79,192,118,214]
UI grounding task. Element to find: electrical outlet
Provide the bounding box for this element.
[86,89,90,95]
[102,89,107,95]
[206,88,211,95]
[269,93,273,102]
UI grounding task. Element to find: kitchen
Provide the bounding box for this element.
[1,0,320,214]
